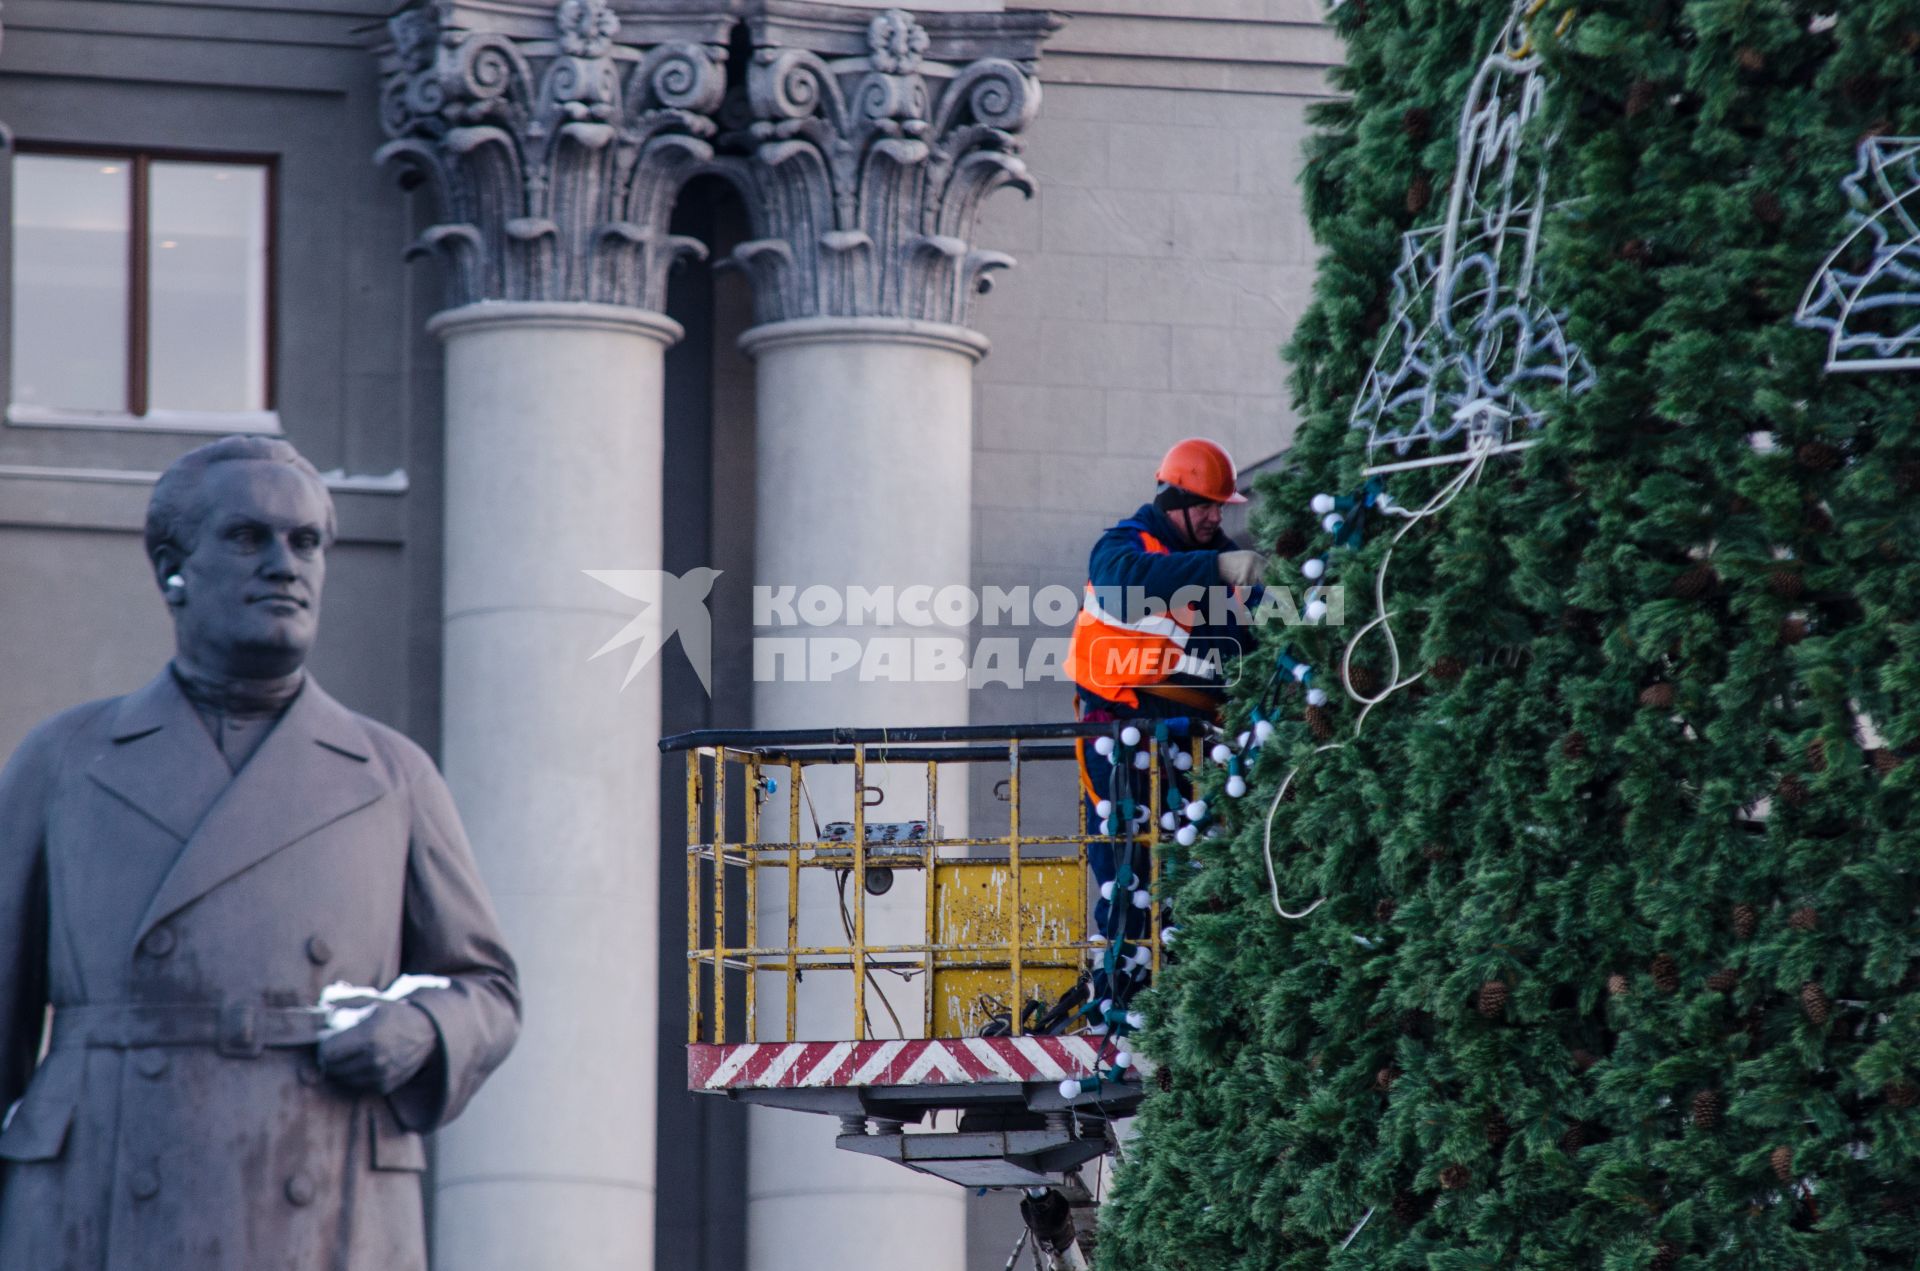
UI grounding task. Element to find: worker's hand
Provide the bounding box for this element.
[318,1001,439,1094]
[1216,550,1268,588]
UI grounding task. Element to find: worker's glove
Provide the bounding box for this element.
[1215,550,1268,588]
[318,1000,439,1095]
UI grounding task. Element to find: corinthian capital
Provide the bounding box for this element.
[723,7,1054,330]
[374,0,727,311]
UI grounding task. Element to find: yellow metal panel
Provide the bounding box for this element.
[932,856,1083,1038]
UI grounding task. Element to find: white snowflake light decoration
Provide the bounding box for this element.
[1349,0,1593,475]
[1796,135,1920,373]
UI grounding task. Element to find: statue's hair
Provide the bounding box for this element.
[144,436,337,566]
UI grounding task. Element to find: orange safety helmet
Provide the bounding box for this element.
[1155,438,1247,504]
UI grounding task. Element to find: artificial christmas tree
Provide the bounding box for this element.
[1097,1,1920,1266]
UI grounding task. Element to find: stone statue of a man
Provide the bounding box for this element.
[0,436,520,1269]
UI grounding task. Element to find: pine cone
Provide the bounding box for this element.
[1560,730,1588,759]
[1571,1047,1599,1072]
[1476,980,1510,1019]
[1651,955,1680,994]
[1733,903,1758,940]
[1736,45,1766,73]
[1800,980,1831,1026]
[1779,615,1810,645]
[1431,655,1466,682]
[1402,106,1432,141]
[1640,683,1676,710]
[1691,1089,1720,1130]
[1157,1065,1173,1093]
[1559,1122,1589,1152]
[1616,238,1654,266]
[1625,80,1661,117]
[1650,1242,1680,1271]
[1805,738,1828,772]
[1770,1145,1794,1181]
[1272,528,1308,558]
[1886,1081,1919,1109]
[1375,1065,1400,1093]
[1305,704,1334,741]
[1776,774,1811,808]
[1405,173,1432,216]
[1375,897,1397,923]
[1486,1110,1511,1150]
[1438,1164,1471,1192]
[1869,748,1900,776]
[1392,1190,1423,1225]
[1768,568,1805,600]
[1751,190,1784,227]
[1346,665,1380,698]
[1795,440,1844,471]
[1608,973,1630,997]
[1668,563,1718,599]
[1706,968,1739,993]
[1788,906,1818,932]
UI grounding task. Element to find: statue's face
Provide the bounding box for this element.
[168,461,329,678]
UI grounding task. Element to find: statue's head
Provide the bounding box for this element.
[145,436,336,679]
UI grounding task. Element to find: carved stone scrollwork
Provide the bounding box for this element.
[722,8,1044,329]
[375,0,726,311]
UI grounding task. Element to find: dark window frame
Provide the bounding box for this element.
[12,140,279,417]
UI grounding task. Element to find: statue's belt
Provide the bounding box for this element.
[50,1003,327,1059]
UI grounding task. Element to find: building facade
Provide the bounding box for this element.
[0,2,1334,1268]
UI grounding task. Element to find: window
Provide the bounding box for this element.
[9,147,275,430]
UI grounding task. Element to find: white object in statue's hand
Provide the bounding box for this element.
[315,974,452,1040]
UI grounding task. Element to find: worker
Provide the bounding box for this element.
[1061,439,1266,1017]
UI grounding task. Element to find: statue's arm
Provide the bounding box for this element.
[0,724,55,1114]
[385,760,522,1133]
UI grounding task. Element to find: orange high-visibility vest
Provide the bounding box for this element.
[1064,531,1220,708]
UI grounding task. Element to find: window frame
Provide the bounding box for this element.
[8,140,280,434]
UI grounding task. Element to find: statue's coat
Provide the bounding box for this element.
[0,669,519,1269]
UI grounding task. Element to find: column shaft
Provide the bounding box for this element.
[429,301,679,1271]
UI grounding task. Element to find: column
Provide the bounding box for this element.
[373,7,724,1270]
[719,11,1050,1271]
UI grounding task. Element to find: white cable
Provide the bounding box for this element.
[1264,437,1495,924]
[1339,1206,1376,1250]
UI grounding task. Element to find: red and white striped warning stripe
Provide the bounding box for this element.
[688,1036,1123,1092]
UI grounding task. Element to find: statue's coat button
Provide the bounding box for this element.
[141,927,175,958]
[306,936,332,966]
[130,1169,161,1200]
[285,1173,316,1206]
[135,1050,169,1079]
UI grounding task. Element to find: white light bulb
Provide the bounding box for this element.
[1133,750,1151,770]
[1173,751,1193,771]
[1253,720,1275,743]
[1226,775,1247,798]
[1322,513,1344,534]
[1133,805,1151,825]
[1160,811,1178,831]
[1291,662,1311,683]
[1088,1023,1108,1036]
[1100,998,1114,1015]
[1176,824,1198,847]
[1311,493,1336,515]
[1303,558,1326,581]
[1127,1010,1145,1029]
[1059,1078,1082,1099]
[1185,799,1208,821]
[1305,599,1328,622]
[1095,799,1113,819]
[1161,926,1180,947]
[1211,743,1232,765]
[1093,736,1114,757]
[1132,889,1151,910]
[1099,880,1115,901]
[1238,730,1253,747]
[1120,725,1142,747]
[1130,945,1153,967]
[1115,1051,1134,1070]
[1306,687,1328,707]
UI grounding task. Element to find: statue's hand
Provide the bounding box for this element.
[317,1000,439,1094]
